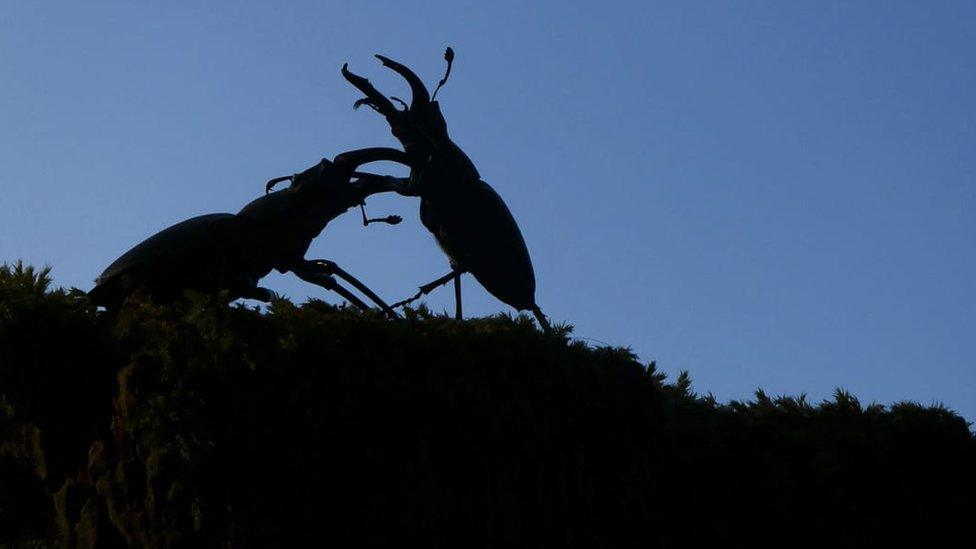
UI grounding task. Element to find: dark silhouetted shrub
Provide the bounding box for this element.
[1,262,974,548]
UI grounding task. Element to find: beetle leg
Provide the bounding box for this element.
[391,269,463,309]
[292,269,373,313]
[298,259,398,319]
[312,259,398,318]
[531,305,552,333]
[454,274,462,320]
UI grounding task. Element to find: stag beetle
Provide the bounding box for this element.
[89,147,412,315]
[342,49,551,331]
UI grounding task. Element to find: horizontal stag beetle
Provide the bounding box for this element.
[342,48,552,331]
[89,147,411,315]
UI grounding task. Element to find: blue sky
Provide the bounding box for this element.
[1,2,973,422]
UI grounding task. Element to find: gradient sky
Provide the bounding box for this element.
[2,2,973,422]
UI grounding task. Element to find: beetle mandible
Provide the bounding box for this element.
[89,147,412,315]
[342,49,552,331]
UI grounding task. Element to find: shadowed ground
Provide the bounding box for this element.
[1,262,974,548]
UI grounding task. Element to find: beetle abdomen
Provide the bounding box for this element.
[421,180,537,311]
[90,213,251,306]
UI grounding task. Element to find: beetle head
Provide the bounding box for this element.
[342,48,455,163]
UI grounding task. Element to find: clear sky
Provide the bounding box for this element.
[2,2,973,422]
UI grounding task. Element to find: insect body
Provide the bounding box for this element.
[89,147,411,314]
[342,49,551,331]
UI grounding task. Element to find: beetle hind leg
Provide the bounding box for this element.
[454,275,462,320]
[531,305,552,333]
[391,269,463,310]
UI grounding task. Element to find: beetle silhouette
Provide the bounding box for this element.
[89,147,411,315]
[342,49,551,331]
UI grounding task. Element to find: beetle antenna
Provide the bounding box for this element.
[360,202,402,226]
[431,47,454,101]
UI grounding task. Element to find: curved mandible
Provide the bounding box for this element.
[265,174,294,195]
[333,147,415,172]
[375,54,430,109]
[336,148,417,198]
[342,63,400,118]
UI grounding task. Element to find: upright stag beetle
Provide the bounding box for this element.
[342,49,552,331]
[89,147,411,314]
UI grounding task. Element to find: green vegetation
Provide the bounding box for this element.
[1,261,973,548]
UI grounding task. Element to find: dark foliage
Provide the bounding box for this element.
[1,262,974,548]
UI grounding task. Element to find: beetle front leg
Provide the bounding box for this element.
[293,259,398,318]
[292,268,374,313]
